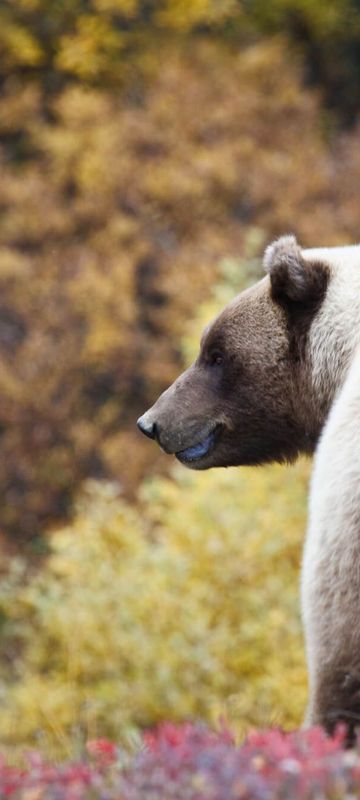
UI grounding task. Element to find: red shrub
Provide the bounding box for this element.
[2,723,360,799]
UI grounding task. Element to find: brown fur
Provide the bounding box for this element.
[265,235,330,362]
[138,244,329,469]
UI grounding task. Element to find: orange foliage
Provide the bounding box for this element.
[0,35,360,538]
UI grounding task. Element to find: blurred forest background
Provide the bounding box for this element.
[0,0,360,757]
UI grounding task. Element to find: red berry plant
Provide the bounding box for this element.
[0,722,360,799]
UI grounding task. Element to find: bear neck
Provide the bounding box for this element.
[305,248,360,435]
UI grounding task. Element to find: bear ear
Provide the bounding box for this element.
[264,234,328,306]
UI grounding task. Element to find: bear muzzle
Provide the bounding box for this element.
[137,361,227,464]
[137,405,223,463]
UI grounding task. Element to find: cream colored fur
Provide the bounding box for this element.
[302,342,360,728]
[265,237,360,731]
[304,246,360,415]
[301,244,360,730]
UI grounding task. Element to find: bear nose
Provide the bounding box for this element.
[137,414,157,440]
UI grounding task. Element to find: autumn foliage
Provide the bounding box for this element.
[1,0,360,776]
[0,724,358,799]
[2,26,360,538]
[0,452,310,752]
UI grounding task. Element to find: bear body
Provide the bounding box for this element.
[138,236,360,738]
[302,343,360,734]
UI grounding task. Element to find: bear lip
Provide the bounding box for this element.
[175,424,222,464]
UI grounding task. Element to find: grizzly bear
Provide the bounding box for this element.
[138,234,360,739]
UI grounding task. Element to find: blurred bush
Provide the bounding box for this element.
[2,0,360,122]
[239,0,360,124]
[1,34,360,539]
[0,228,310,758]
[1,0,360,762]
[0,723,355,799]
[0,461,309,755]
[2,2,358,755]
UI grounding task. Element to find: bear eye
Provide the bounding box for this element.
[210,351,224,366]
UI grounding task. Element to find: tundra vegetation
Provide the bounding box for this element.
[0,1,360,788]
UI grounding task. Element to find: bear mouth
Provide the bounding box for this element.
[175,424,222,464]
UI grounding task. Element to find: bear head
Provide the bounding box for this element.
[137,235,357,469]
